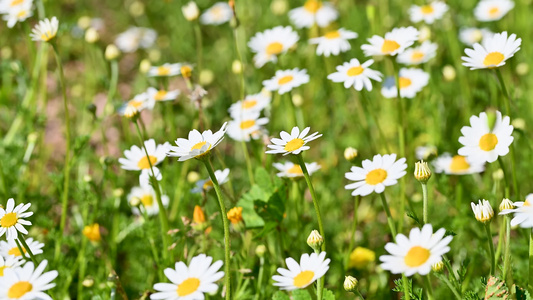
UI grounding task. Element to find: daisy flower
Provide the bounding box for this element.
[167,123,228,161]
[227,112,269,142]
[0,260,58,300]
[192,168,230,193]
[0,0,32,13]
[147,63,182,77]
[0,255,23,277]
[415,145,437,160]
[459,27,494,46]
[2,0,32,28]
[119,139,170,171]
[272,252,330,290]
[309,28,358,57]
[462,31,521,70]
[474,0,514,22]
[345,154,407,196]
[471,199,494,223]
[500,194,533,228]
[273,161,321,178]
[327,58,383,91]
[29,17,59,42]
[381,68,429,99]
[118,93,155,116]
[380,224,453,276]
[408,1,448,24]
[266,127,322,156]
[458,111,514,163]
[397,41,438,65]
[146,87,180,103]
[140,168,163,188]
[433,153,485,175]
[150,254,224,299]
[0,238,44,258]
[114,27,157,53]
[127,185,169,216]
[288,0,338,29]
[228,92,271,119]
[262,68,309,95]
[248,26,299,68]
[200,2,233,25]
[0,198,32,240]
[361,27,419,56]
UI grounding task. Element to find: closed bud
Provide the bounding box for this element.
[343,276,358,293]
[113,188,124,198]
[139,59,151,73]
[85,27,99,43]
[471,199,494,223]
[255,245,266,257]
[129,1,145,17]
[82,277,94,287]
[199,69,214,85]
[414,160,432,183]
[182,1,200,21]
[492,169,504,181]
[123,105,139,120]
[499,198,514,212]
[129,196,141,207]
[442,65,456,81]
[512,118,525,131]
[271,0,288,15]
[292,93,303,107]
[307,230,323,251]
[232,60,242,74]
[193,205,206,224]
[344,147,358,162]
[83,175,92,183]
[516,63,529,76]
[432,261,444,272]
[418,26,431,42]
[77,16,91,30]
[105,44,120,61]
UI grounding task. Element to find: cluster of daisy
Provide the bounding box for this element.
[0,0,33,28]
[227,92,271,142]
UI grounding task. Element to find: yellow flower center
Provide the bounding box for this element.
[8,281,33,299]
[203,180,214,190]
[154,90,168,101]
[240,120,256,129]
[137,155,157,169]
[177,277,200,296]
[157,66,170,76]
[1,212,17,228]
[40,30,54,42]
[324,30,340,39]
[0,266,6,276]
[191,141,210,151]
[293,270,315,288]
[411,51,425,62]
[381,39,400,54]
[421,5,434,14]
[278,75,294,85]
[404,246,431,267]
[141,194,154,207]
[399,77,412,89]
[242,99,257,109]
[10,0,24,6]
[181,65,192,78]
[8,247,25,256]
[129,100,143,108]
[16,10,27,18]
[479,133,498,151]
[347,66,364,76]
[266,42,283,55]
[284,138,305,152]
[365,168,387,185]
[211,6,223,19]
[287,164,303,175]
[304,0,322,13]
[489,6,499,16]
[524,200,532,207]
[483,52,504,67]
[449,155,470,172]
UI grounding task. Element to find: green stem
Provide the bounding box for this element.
[18,238,38,264]
[402,274,410,300]
[360,91,390,153]
[254,257,265,300]
[356,289,365,300]
[379,193,397,237]
[346,196,360,269]
[240,141,255,185]
[503,216,511,281]
[194,22,203,74]
[440,275,461,300]
[495,68,511,116]
[422,183,428,224]
[528,229,533,294]
[497,157,510,198]
[423,275,434,300]
[203,159,232,300]
[232,27,246,101]
[485,223,496,276]
[77,237,88,299]
[391,58,406,231]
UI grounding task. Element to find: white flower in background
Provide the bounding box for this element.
[309,28,358,57]
[167,123,228,161]
[0,237,44,258]
[150,254,224,299]
[0,198,32,240]
[262,68,310,95]
[146,87,180,103]
[200,2,233,25]
[273,161,321,178]
[415,145,437,160]
[2,0,32,28]
[433,153,485,175]
[266,127,322,156]
[114,27,157,53]
[408,1,448,24]
[471,199,494,223]
[147,63,182,77]
[29,17,59,42]
[118,93,155,116]
[474,0,514,22]
[182,1,199,21]
[248,26,299,68]
[380,224,452,276]
[289,0,338,28]
[397,41,438,65]
[127,185,169,216]
[381,68,429,99]
[0,0,32,14]
[500,194,533,228]
[139,168,163,188]
[227,111,269,142]
[0,255,23,277]
[119,139,170,171]
[272,252,330,290]
[345,154,407,196]
[327,58,383,91]
[459,27,494,46]
[192,168,230,193]
[462,31,521,70]
[361,27,419,56]
[0,260,58,300]
[458,111,514,163]
[228,92,271,119]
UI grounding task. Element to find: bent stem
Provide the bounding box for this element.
[379,193,397,237]
[485,223,496,276]
[203,159,232,300]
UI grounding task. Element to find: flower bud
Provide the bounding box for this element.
[139,59,151,74]
[307,230,323,251]
[105,44,120,61]
[187,171,200,183]
[255,245,266,257]
[344,147,358,162]
[343,276,358,293]
[77,16,91,30]
[82,223,101,242]
[442,65,456,81]
[123,105,139,120]
[292,93,303,107]
[418,26,431,42]
[471,199,494,223]
[182,1,200,21]
[85,27,99,43]
[414,160,432,183]
[499,198,514,212]
[193,205,206,224]
[199,69,214,85]
[129,1,145,17]
[270,0,288,15]
[516,63,529,76]
[112,188,124,198]
[492,169,504,181]
[232,60,242,74]
[432,261,444,272]
[512,118,525,131]
[129,196,141,207]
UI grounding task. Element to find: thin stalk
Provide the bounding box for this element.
[203,159,232,300]
[440,275,461,300]
[503,216,511,281]
[529,229,533,294]
[379,193,397,237]
[360,91,390,153]
[18,238,38,264]
[232,27,246,101]
[494,68,511,116]
[422,183,429,224]
[254,257,265,300]
[423,275,434,300]
[193,22,203,73]
[77,237,88,299]
[391,58,406,230]
[485,223,496,276]
[346,196,360,269]
[314,248,324,300]
[497,157,510,197]
[403,274,410,300]
[356,290,365,299]
[240,141,255,185]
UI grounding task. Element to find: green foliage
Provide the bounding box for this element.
[392,278,423,300]
[322,288,336,300]
[273,291,291,300]
[292,289,312,300]
[484,276,509,299]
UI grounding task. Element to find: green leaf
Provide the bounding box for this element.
[292,289,312,300]
[272,291,290,300]
[514,284,532,300]
[322,288,336,300]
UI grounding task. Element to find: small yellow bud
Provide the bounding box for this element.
[232,60,242,74]
[471,199,494,223]
[270,0,288,15]
[123,105,139,120]
[255,245,266,257]
[442,65,456,81]
[343,276,359,293]
[492,169,504,181]
[187,171,200,183]
[129,1,145,17]
[1,47,12,59]
[418,26,431,42]
[432,261,444,272]
[27,132,38,143]
[148,49,161,62]
[516,63,529,76]
[83,175,92,183]
[182,1,200,21]
[199,69,214,85]
[307,230,323,251]
[227,207,243,225]
[414,160,432,183]
[83,223,101,242]
[512,118,526,131]
[105,44,120,61]
[292,93,303,107]
[344,147,358,162]
[139,59,151,74]
[82,277,94,287]
[181,65,193,78]
[85,27,99,43]
[113,188,124,198]
[349,247,375,269]
[499,198,514,212]
[77,16,92,30]
[129,196,141,207]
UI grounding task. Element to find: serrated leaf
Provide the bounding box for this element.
[322,288,336,300]
[272,291,290,300]
[514,284,532,300]
[292,289,312,300]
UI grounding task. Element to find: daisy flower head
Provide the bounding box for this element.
[248,26,299,68]
[227,111,269,142]
[118,93,155,116]
[309,28,358,57]
[381,68,429,99]
[272,252,330,290]
[462,31,521,70]
[200,2,233,25]
[471,199,494,223]
[345,154,407,196]
[228,92,271,119]
[408,1,449,24]
[361,27,419,57]
[147,63,182,77]
[0,255,23,277]
[128,185,169,216]
[273,161,321,178]
[327,58,383,91]
[146,87,180,103]
[474,0,514,22]
[114,27,157,53]
[29,17,59,42]
[266,127,322,156]
[380,224,453,276]
[0,238,44,258]
[167,123,228,161]
[262,68,309,95]
[397,41,438,65]
[458,111,514,163]
[459,27,494,46]
[0,260,58,300]
[415,145,437,160]
[119,139,170,171]
[192,168,230,193]
[2,0,32,28]
[150,254,224,299]
[0,0,32,13]
[500,194,533,228]
[433,153,485,175]
[0,198,32,240]
[289,0,338,29]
